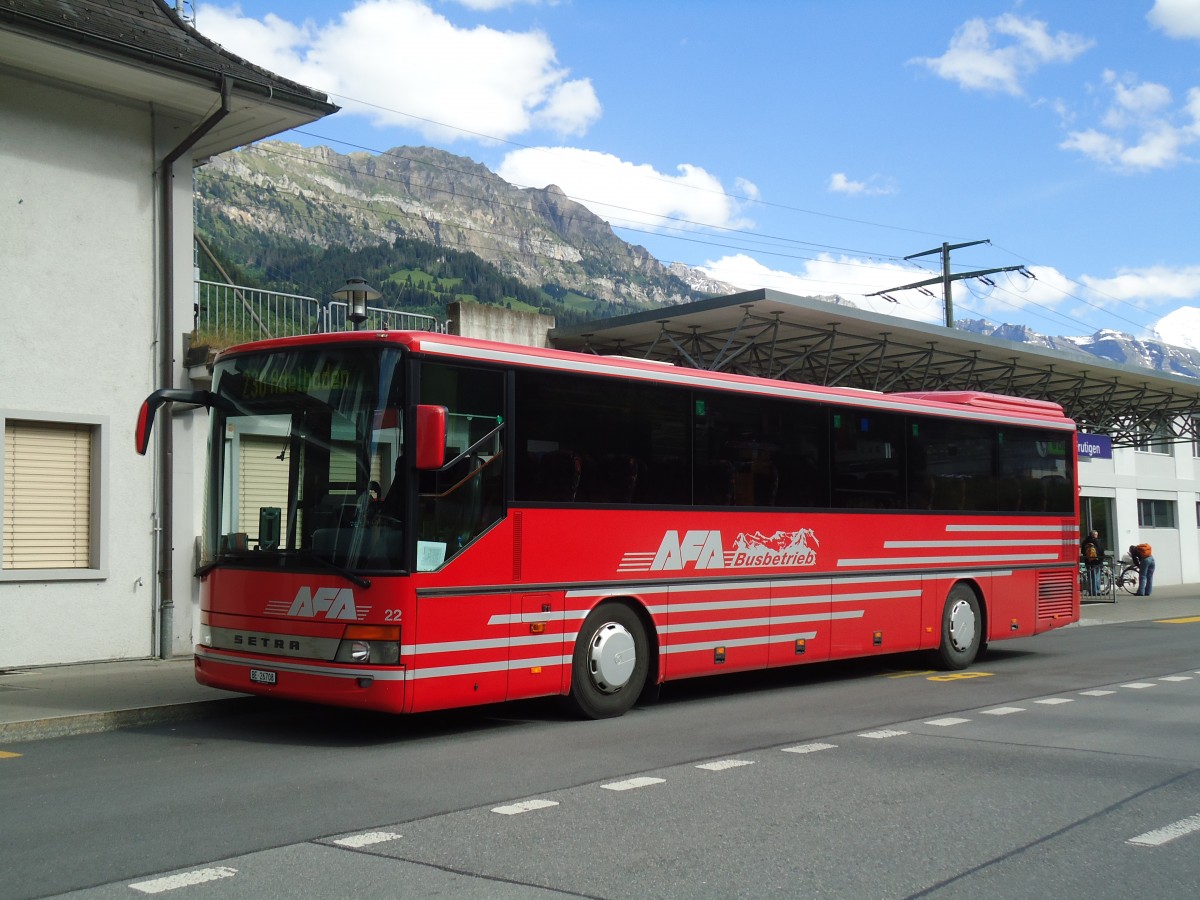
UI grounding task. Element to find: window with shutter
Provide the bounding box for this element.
[3,420,94,569]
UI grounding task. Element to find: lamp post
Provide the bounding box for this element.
[332,277,382,330]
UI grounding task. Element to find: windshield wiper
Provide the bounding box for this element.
[195,550,371,589]
[194,549,256,578]
[297,549,372,589]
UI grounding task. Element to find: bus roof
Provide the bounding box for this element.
[216,330,1074,429]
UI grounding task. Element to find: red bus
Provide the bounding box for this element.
[137,330,1079,718]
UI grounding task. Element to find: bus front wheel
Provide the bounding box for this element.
[567,603,650,719]
[931,584,982,670]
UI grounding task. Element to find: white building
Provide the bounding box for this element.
[1078,429,1200,584]
[0,0,336,668]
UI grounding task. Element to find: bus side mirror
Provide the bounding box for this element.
[135,388,215,455]
[415,404,447,470]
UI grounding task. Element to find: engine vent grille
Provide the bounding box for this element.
[1037,569,1076,620]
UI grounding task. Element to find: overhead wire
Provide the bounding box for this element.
[208,110,1175,340]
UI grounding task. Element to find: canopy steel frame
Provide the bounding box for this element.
[550,289,1200,447]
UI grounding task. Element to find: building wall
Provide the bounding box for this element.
[448,301,554,347]
[0,70,197,665]
[1078,438,1200,586]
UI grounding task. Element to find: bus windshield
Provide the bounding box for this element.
[201,345,405,572]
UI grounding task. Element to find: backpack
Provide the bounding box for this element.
[1083,543,1097,562]
[1136,542,1152,558]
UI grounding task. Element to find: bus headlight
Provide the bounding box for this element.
[334,625,401,665]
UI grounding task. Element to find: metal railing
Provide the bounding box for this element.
[193,280,444,346]
[324,300,444,333]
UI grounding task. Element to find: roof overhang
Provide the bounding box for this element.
[0,7,336,159]
[549,288,1200,447]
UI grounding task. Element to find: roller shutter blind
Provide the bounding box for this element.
[237,434,291,537]
[3,421,92,569]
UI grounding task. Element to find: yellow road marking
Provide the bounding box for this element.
[927,671,994,682]
[1155,616,1200,624]
[0,750,22,759]
[882,670,937,679]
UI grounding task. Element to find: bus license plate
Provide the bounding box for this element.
[249,668,277,685]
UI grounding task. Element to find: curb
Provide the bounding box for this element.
[0,697,257,745]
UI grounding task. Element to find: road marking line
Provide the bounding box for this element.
[1155,616,1200,624]
[1122,682,1157,689]
[782,742,837,754]
[925,717,969,726]
[1128,813,1200,847]
[492,799,559,815]
[859,729,909,739]
[982,707,1025,715]
[1079,689,1115,696]
[130,867,237,894]
[333,831,402,848]
[1159,675,1192,682]
[1035,698,1073,705]
[696,760,754,771]
[0,750,21,759]
[602,776,665,791]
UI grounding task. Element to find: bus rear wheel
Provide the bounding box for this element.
[931,584,981,670]
[567,603,650,719]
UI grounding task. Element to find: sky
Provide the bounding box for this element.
[188,0,1200,349]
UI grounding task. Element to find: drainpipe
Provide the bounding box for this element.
[156,77,232,658]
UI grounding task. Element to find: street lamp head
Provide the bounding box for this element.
[333,277,382,329]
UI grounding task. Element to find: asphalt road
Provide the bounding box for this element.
[5,619,1200,899]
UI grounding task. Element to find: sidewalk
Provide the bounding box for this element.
[2,584,1199,745]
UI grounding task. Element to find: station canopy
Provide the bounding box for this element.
[548,289,1200,448]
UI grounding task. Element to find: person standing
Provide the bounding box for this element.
[1080,530,1103,596]
[1131,542,1156,596]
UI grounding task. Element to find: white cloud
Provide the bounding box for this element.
[698,254,950,325]
[448,0,548,10]
[828,172,897,196]
[1148,0,1200,40]
[1061,71,1199,170]
[1081,265,1200,302]
[910,13,1093,96]
[496,147,756,231]
[197,0,599,142]
[698,254,1087,329]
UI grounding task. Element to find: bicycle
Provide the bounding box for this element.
[1115,559,1140,595]
[1079,558,1113,596]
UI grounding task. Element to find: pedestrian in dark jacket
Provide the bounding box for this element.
[1080,530,1103,595]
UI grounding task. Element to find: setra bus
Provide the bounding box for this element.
[137,330,1079,718]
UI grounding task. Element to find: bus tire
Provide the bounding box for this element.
[567,603,650,719]
[930,584,981,670]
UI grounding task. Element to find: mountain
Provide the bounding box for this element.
[958,318,1200,378]
[195,141,728,318]
[194,141,1194,376]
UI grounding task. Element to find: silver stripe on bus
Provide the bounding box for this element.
[404,655,572,681]
[837,553,1059,566]
[945,524,1077,532]
[830,589,923,603]
[195,647,406,681]
[884,539,1064,548]
[403,631,569,655]
[661,609,863,635]
[662,631,819,654]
